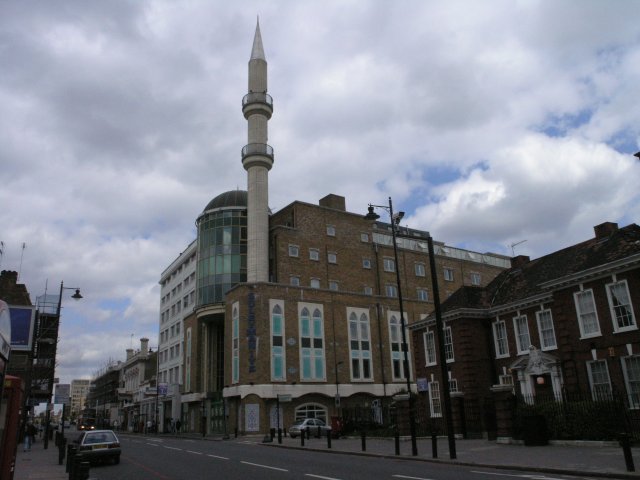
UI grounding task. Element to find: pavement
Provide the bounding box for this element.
[11,432,640,480]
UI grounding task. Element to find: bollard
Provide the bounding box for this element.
[301,429,305,447]
[76,460,91,480]
[395,430,400,456]
[55,431,60,447]
[327,428,332,449]
[431,432,438,458]
[277,427,282,444]
[66,444,77,473]
[361,430,366,452]
[270,428,275,441]
[620,433,636,472]
[58,438,67,465]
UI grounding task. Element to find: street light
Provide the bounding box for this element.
[364,197,417,456]
[44,281,82,449]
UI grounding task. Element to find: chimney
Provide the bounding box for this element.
[319,194,346,211]
[126,348,134,360]
[140,337,149,356]
[594,222,618,240]
[511,255,530,269]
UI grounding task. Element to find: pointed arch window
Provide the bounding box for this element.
[300,307,325,381]
[389,314,410,381]
[348,311,372,381]
[271,303,285,381]
[232,305,239,384]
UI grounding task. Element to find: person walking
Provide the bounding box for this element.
[23,422,36,452]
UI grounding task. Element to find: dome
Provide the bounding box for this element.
[203,190,248,212]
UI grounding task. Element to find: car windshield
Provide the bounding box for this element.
[84,432,117,444]
[292,420,306,426]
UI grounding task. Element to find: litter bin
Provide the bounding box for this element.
[522,414,548,446]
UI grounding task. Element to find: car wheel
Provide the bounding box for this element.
[290,434,296,438]
[114,455,120,464]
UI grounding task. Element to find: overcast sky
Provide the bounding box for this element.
[1,0,639,386]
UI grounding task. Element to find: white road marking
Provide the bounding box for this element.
[305,475,343,480]
[470,472,570,480]
[240,461,288,472]
[206,454,229,460]
[164,446,182,451]
[145,443,160,447]
[393,475,435,480]
[186,450,202,455]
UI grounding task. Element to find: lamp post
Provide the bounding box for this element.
[364,197,418,456]
[44,281,82,449]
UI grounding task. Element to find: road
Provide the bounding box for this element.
[89,434,599,480]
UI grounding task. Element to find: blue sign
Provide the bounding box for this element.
[9,305,35,351]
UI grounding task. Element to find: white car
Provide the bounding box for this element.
[288,418,331,438]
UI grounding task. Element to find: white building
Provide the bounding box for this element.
[70,379,91,417]
[157,240,197,430]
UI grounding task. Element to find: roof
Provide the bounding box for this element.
[202,190,247,212]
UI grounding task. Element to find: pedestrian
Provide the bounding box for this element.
[23,422,36,452]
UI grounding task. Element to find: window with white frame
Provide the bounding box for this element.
[383,257,395,272]
[622,356,640,409]
[493,320,509,358]
[417,288,429,302]
[360,233,369,242]
[271,303,285,381]
[363,286,373,296]
[329,281,339,291]
[574,289,601,338]
[513,315,531,354]
[606,280,636,332]
[362,258,372,269]
[424,331,436,366]
[444,268,454,282]
[327,252,337,264]
[389,314,409,381]
[429,380,442,417]
[288,244,299,257]
[348,310,372,380]
[449,377,459,393]
[309,248,319,261]
[444,326,454,362]
[232,305,239,384]
[310,278,320,289]
[185,329,191,392]
[415,263,426,277]
[587,360,612,399]
[471,272,481,286]
[299,306,325,381]
[536,309,557,350]
[294,404,327,423]
[326,225,336,236]
[290,275,300,286]
[385,284,398,298]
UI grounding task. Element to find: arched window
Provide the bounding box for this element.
[294,403,327,423]
[348,310,372,380]
[232,305,239,383]
[299,306,325,380]
[271,303,285,381]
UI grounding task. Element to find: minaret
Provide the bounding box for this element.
[242,20,273,283]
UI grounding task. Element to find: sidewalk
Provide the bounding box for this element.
[12,432,640,479]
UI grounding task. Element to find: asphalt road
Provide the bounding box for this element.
[89,434,600,480]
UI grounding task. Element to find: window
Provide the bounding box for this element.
[183,296,188,308]
[360,233,369,242]
[309,249,319,261]
[288,244,299,257]
[326,225,336,236]
[471,272,481,286]
[271,303,285,381]
[389,314,410,381]
[348,310,372,380]
[424,331,436,366]
[606,280,636,332]
[622,356,640,408]
[329,281,339,291]
[294,404,327,423]
[444,268,454,282]
[363,286,373,296]
[513,315,531,354]
[574,289,601,338]
[587,360,612,400]
[493,320,509,358]
[383,257,395,272]
[385,284,398,298]
[429,381,442,417]
[536,309,557,350]
[499,374,514,386]
[415,263,426,277]
[417,288,429,302]
[290,276,300,286]
[444,326,454,362]
[232,306,239,384]
[310,278,320,289]
[175,343,180,357]
[299,307,325,380]
[176,323,180,335]
[362,258,372,269]
[327,252,337,264]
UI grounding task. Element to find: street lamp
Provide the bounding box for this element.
[44,281,82,449]
[364,197,417,456]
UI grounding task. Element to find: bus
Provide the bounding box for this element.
[77,415,96,431]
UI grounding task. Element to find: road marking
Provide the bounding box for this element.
[241,461,288,472]
[164,446,182,451]
[146,443,160,447]
[207,454,229,460]
[186,450,203,455]
[470,472,569,480]
[305,475,343,480]
[393,475,435,480]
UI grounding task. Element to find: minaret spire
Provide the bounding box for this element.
[242,21,274,283]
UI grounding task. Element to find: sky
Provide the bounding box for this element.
[1,0,639,386]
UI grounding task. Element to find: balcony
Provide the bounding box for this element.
[242,92,273,108]
[241,143,274,170]
[242,92,273,120]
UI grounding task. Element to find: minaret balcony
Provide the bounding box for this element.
[242,143,274,170]
[242,92,273,119]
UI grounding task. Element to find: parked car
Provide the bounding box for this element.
[288,418,331,438]
[73,429,121,464]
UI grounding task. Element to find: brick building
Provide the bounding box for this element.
[411,222,640,439]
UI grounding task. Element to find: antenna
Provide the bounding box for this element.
[0,241,4,268]
[18,242,26,281]
[510,239,527,256]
